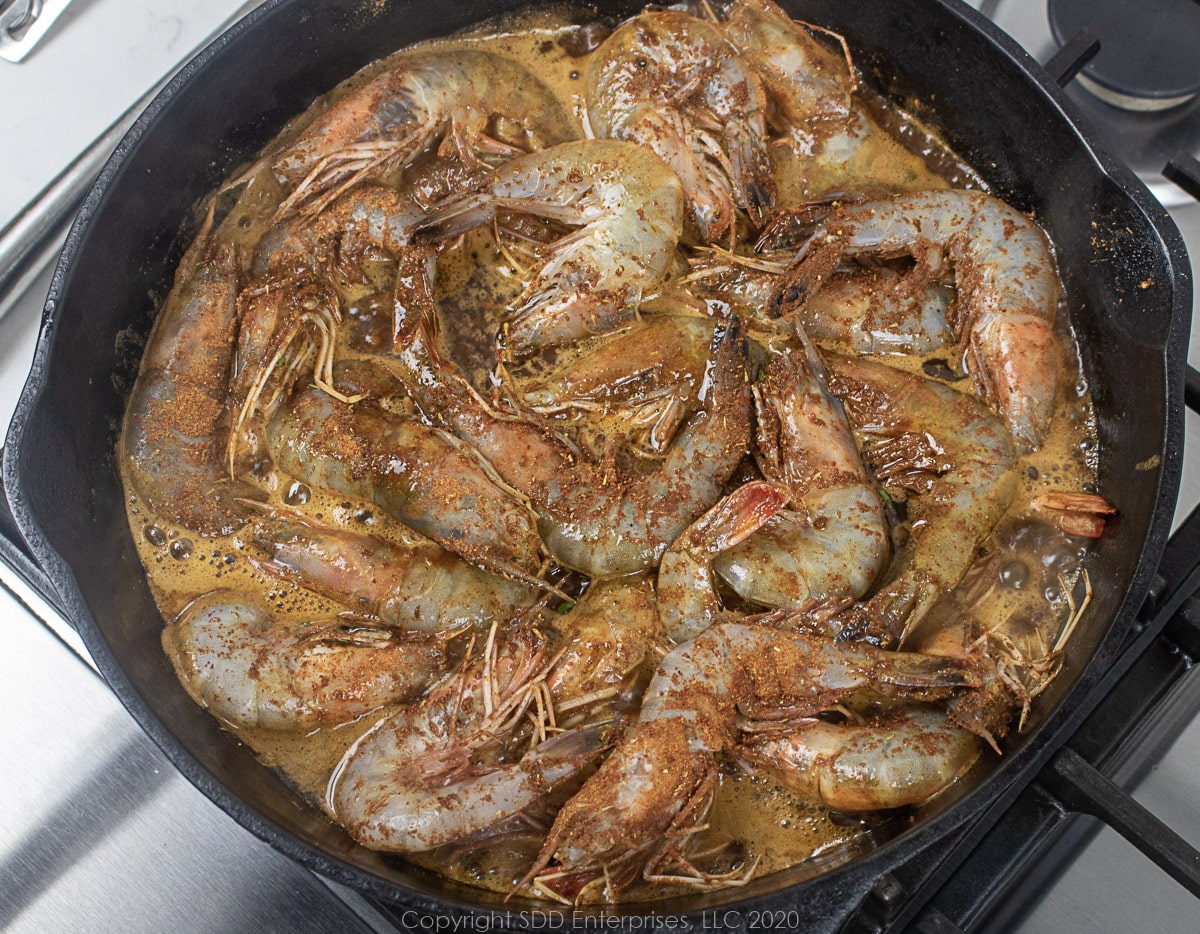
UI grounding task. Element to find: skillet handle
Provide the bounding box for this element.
[1041,746,1200,898]
[0,445,71,623]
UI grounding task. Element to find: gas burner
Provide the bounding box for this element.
[1048,0,1200,111]
[978,0,1200,208]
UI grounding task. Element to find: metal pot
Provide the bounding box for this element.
[2,0,1191,928]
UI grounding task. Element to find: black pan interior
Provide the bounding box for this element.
[3,0,1190,923]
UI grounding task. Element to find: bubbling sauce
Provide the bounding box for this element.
[123,1,1103,904]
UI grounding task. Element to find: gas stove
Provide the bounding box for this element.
[0,2,1197,932]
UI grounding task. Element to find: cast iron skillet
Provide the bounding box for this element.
[2,0,1192,927]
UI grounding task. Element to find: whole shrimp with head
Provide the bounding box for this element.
[267,361,547,586]
[419,139,684,359]
[776,189,1065,450]
[331,620,602,853]
[718,0,855,153]
[736,704,982,811]
[244,507,539,636]
[164,590,444,731]
[121,220,261,537]
[827,354,1020,646]
[587,9,774,243]
[224,184,430,475]
[525,617,980,897]
[229,49,576,220]
[716,0,948,201]
[650,331,890,642]
[711,335,891,618]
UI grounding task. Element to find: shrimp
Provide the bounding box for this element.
[548,576,664,726]
[268,371,547,584]
[518,314,715,410]
[685,220,956,355]
[719,0,854,152]
[226,185,430,472]
[827,354,1020,646]
[715,0,948,202]
[330,621,602,853]
[121,226,262,536]
[777,190,1064,450]
[713,339,892,613]
[246,510,538,634]
[734,705,981,811]
[163,589,444,731]
[526,618,979,891]
[420,140,684,359]
[912,517,1098,745]
[796,265,956,355]
[587,11,774,242]
[232,50,576,220]
[656,480,792,644]
[393,302,752,578]
[517,312,718,455]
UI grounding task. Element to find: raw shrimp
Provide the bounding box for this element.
[394,303,752,578]
[714,339,892,612]
[247,510,537,634]
[268,371,546,583]
[330,621,601,853]
[827,354,1020,646]
[719,0,854,152]
[226,185,430,472]
[121,227,261,536]
[717,0,947,202]
[796,265,956,355]
[911,520,1098,744]
[685,223,955,354]
[548,576,664,726]
[587,11,774,242]
[526,618,979,891]
[163,589,443,731]
[232,50,576,219]
[735,705,981,811]
[420,140,684,358]
[517,312,717,455]
[777,190,1064,449]
[656,480,791,644]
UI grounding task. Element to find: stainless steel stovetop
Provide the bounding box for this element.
[0,1,1197,931]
